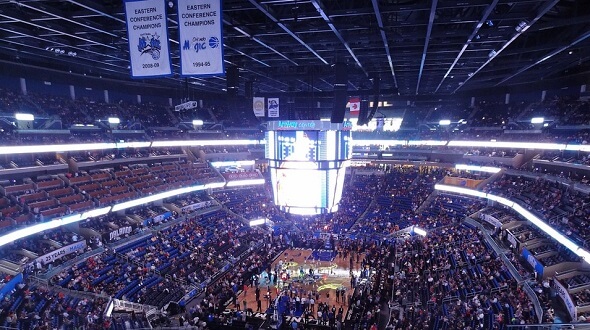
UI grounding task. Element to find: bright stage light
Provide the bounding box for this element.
[447,140,566,150]
[455,164,501,173]
[249,218,266,226]
[81,207,112,219]
[211,160,255,167]
[413,227,427,236]
[111,185,205,211]
[0,143,117,155]
[15,113,34,121]
[408,140,447,146]
[108,117,120,124]
[225,179,265,187]
[116,142,151,149]
[151,139,264,147]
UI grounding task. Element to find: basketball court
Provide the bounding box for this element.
[236,248,364,327]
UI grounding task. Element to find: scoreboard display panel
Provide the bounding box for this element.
[265,121,351,215]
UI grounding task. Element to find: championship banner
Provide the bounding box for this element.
[253,97,265,117]
[124,0,172,78]
[177,0,224,76]
[349,97,360,115]
[268,98,280,118]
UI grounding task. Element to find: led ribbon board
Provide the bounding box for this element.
[434,184,590,263]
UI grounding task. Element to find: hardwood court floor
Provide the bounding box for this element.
[238,248,363,321]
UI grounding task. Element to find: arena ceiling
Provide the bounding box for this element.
[0,0,589,96]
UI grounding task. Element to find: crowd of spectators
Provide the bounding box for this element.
[80,213,142,240]
[50,207,260,309]
[211,188,274,221]
[1,157,589,329]
[391,224,537,329]
[486,174,590,246]
[0,282,110,330]
[191,233,279,328]
[352,167,453,236]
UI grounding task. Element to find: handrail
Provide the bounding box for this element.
[111,232,152,251]
[112,298,158,312]
[522,282,544,324]
[177,240,266,306]
[505,325,590,329]
[464,217,543,323]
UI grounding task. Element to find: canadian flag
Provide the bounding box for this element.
[349,97,360,116]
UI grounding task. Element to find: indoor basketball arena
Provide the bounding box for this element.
[0,0,588,329]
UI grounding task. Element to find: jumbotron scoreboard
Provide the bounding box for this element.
[265,120,352,215]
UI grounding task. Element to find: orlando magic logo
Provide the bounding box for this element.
[208,37,219,49]
[183,36,219,53]
[137,32,161,60]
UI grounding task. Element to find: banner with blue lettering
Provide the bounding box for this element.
[0,273,23,301]
[178,0,224,76]
[522,247,544,278]
[124,0,172,78]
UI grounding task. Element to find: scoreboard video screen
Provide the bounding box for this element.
[265,121,351,215]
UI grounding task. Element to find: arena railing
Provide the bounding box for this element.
[175,240,266,307]
[523,281,544,324]
[434,184,590,262]
[505,324,590,329]
[37,246,105,280]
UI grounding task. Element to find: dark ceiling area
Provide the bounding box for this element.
[0,0,589,97]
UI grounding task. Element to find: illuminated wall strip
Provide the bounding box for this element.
[225,179,265,187]
[447,140,566,150]
[0,178,264,246]
[455,164,501,173]
[1,139,589,156]
[0,208,109,247]
[565,145,590,152]
[434,184,590,263]
[407,140,447,146]
[151,139,264,147]
[0,143,118,155]
[352,140,407,146]
[210,160,256,167]
[111,185,206,212]
[116,142,152,149]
